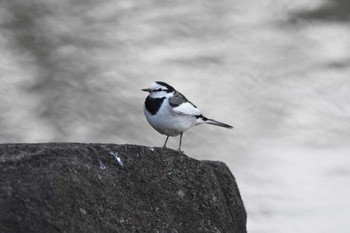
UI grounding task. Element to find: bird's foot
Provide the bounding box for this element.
[177,148,184,154]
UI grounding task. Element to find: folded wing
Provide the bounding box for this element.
[169,91,201,116]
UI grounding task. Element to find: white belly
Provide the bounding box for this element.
[144,101,197,136]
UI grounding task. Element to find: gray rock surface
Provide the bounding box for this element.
[0,143,247,233]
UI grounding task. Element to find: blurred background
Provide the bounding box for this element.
[1,0,349,232]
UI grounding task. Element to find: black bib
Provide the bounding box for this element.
[145,96,165,115]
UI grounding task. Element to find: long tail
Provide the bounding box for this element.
[196,115,233,129]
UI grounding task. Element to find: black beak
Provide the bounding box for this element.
[141,88,151,92]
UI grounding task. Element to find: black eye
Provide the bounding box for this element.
[157,88,162,92]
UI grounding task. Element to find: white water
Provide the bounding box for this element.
[1,0,349,232]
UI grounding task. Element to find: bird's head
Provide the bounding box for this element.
[142,81,175,98]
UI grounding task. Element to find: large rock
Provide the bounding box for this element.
[0,143,247,233]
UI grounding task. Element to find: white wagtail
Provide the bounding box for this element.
[142,81,233,151]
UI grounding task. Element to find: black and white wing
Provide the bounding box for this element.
[169,90,233,128]
[168,91,201,116]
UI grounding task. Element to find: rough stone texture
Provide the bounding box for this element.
[0,143,247,233]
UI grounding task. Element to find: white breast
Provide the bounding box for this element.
[144,99,198,136]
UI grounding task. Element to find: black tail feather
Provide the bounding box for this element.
[198,115,233,129]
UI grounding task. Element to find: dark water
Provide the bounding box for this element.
[1,0,350,232]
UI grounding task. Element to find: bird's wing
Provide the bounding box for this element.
[172,102,201,116]
[169,91,201,116]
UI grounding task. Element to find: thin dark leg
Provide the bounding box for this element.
[163,136,169,148]
[178,133,183,151]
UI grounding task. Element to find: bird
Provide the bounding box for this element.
[142,81,233,151]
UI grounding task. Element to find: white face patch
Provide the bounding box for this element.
[150,82,162,90]
[148,82,172,98]
[172,102,201,116]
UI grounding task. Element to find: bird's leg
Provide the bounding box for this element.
[163,136,169,148]
[178,133,183,152]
